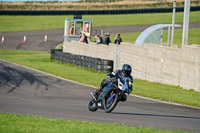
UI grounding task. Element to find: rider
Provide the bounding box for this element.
[91,64,133,101]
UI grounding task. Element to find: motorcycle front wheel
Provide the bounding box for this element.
[88,99,98,112]
[103,90,119,113]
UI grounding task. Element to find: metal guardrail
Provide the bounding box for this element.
[51,49,113,73]
[0,6,200,15]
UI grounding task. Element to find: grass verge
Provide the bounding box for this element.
[109,28,200,45]
[0,11,200,32]
[0,112,194,133]
[0,49,199,108]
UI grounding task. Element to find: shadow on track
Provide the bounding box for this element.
[0,63,49,93]
[112,112,200,120]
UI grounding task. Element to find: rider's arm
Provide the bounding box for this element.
[127,82,133,94]
[106,70,120,79]
[127,77,133,94]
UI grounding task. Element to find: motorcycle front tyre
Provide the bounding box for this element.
[88,99,98,112]
[103,90,119,113]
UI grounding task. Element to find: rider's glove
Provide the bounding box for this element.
[126,89,131,95]
[107,76,111,80]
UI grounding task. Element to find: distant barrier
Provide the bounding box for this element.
[51,49,113,73]
[0,6,200,15]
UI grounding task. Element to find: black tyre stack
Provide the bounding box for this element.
[1,7,200,15]
[94,58,113,73]
[51,49,113,73]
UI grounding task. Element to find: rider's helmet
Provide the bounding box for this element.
[122,64,132,76]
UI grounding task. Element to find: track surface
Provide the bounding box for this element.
[0,22,200,51]
[0,60,200,132]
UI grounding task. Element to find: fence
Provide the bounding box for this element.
[51,49,114,72]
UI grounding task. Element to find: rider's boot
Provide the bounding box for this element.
[119,94,127,102]
[90,92,97,100]
[95,86,102,95]
[91,86,102,100]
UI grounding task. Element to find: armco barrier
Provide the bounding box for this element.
[0,6,200,15]
[51,49,113,73]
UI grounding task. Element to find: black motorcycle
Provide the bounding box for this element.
[88,77,129,113]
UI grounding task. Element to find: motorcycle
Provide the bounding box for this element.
[88,77,129,113]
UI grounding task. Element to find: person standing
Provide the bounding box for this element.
[95,35,101,44]
[69,24,74,35]
[114,33,122,45]
[104,32,111,45]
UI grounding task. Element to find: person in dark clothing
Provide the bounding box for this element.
[91,64,133,102]
[102,33,111,45]
[99,36,103,44]
[84,34,88,44]
[105,32,111,45]
[114,33,122,44]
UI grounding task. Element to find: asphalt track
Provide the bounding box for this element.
[0,22,200,51]
[0,60,200,132]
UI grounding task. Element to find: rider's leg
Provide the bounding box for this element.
[120,94,127,102]
[95,79,108,95]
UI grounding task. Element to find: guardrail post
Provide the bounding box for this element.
[115,44,120,70]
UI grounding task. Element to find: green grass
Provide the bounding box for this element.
[0,49,200,108]
[162,28,200,45]
[85,11,200,27]
[56,43,63,49]
[0,11,200,32]
[0,50,104,87]
[109,32,141,44]
[0,113,194,133]
[0,15,72,32]
[133,80,200,107]
[109,28,200,45]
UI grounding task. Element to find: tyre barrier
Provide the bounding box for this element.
[1,6,200,15]
[51,49,113,73]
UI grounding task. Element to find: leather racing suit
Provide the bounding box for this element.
[96,69,133,101]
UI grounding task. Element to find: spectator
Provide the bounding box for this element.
[79,32,88,44]
[105,32,111,45]
[79,32,84,42]
[99,36,103,44]
[102,32,111,45]
[95,35,101,44]
[84,34,88,44]
[114,33,122,45]
[69,23,74,35]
